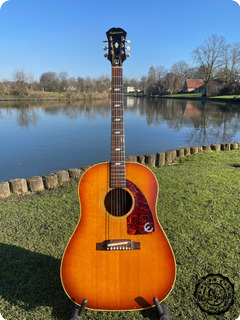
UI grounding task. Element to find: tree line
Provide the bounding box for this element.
[0,71,111,97]
[1,34,240,97]
[130,34,240,96]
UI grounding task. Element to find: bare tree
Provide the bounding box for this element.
[59,71,69,92]
[11,69,29,96]
[140,76,147,93]
[192,34,226,83]
[222,42,240,84]
[155,65,167,94]
[40,72,59,92]
[147,66,157,94]
[171,60,190,78]
[164,72,184,94]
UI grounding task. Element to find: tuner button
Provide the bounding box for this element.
[127,53,130,57]
[126,40,130,43]
[103,40,108,43]
[104,53,108,58]
[126,46,130,51]
[103,46,108,50]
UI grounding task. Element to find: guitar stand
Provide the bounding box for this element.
[70,297,170,320]
[70,299,87,320]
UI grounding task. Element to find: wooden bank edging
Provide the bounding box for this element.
[0,142,239,199]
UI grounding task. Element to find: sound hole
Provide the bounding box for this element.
[104,188,133,217]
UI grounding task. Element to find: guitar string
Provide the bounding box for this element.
[111,65,114,241]
[117,66,119,239]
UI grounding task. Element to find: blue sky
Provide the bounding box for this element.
[0,0,239,81]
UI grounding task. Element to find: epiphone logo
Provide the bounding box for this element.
[110,31,124,34]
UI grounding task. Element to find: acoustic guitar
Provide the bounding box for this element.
[60,27,176,311]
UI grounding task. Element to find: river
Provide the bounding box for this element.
[0,97,240,181]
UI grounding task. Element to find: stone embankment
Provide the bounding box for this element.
[0,142,239,199]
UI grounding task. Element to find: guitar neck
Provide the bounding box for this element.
[110,66,126,188]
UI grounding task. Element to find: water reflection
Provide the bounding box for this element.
[1,98,240,144]
[0,98,240,181]
[125,97,240,145]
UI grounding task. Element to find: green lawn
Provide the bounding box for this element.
[209,95,239,99]
[161,93,240,101]
[1,150,240,319]
[161,93,203,98]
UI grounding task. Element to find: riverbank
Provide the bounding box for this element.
[161,93,240,104]
[0,90,109,101]
[1,148,239,320]
[127,93,240,104]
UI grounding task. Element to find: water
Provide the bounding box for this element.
[0,97,240,181]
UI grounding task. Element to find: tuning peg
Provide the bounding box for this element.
[126,40,130,43]
[103,40,108,43]
[103,46,108,51]
[126,46,130,51]
[104,53,108,58]
[127,53,130,57]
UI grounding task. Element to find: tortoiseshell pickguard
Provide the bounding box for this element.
[126,179,155,235]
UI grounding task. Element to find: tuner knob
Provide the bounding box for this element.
[103,40,108,43]
[104,53,108,58]
[126,46,130,51]
[127,53,130,57]
[103,46,108,50]
[126,40,130,43]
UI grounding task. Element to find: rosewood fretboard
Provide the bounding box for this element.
[110,66,126,188]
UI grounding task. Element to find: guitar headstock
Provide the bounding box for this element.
[104,27,130,66]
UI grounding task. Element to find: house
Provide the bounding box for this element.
[123,84,135,93]
[182,79,205,93]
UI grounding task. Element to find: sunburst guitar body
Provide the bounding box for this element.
[60,27,176,312]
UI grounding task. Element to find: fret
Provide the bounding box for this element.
[111,171,125,173]
[111,175,126,177]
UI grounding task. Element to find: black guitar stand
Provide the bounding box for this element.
[70,299,87,320]
[70,297,170,320]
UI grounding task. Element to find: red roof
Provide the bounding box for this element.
[186,79,204,88]
[183,103,202,117]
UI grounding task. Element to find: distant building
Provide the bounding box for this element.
[123,84,135,93]
[182,79,205,93]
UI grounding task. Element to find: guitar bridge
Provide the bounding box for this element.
[96,239,140,251]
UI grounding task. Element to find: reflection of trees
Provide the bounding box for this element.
[43,100,111,120]
[185,106,240,145]
[17,106,38,127]
[0,100,110,128]
[125,97,240,146]
[0,98,240,145]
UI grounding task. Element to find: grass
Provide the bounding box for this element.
[209,95,239,99]
[161,93,203,98]
[0,91,109,101]
[1,150,240,319]
[161,93,240,101]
